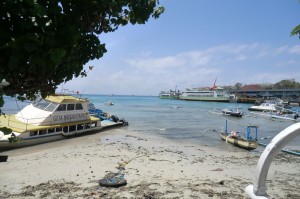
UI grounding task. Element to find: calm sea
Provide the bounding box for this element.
[2,94,300,153]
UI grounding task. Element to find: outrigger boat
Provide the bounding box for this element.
[248,109,299,122]
[221,107,243,117]
[0,94,127,149]
[209,107,243,118]
[220,120,258,150]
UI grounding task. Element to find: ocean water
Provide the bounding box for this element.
[84,94,300,153]
[2,94,300,153]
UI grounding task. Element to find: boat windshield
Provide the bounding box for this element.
[33,99,58,112]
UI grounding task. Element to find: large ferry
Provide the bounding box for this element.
[179,87,230,102]
[179,79,231,102]
[0,94,126,149]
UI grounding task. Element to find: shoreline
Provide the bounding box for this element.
[0,128,299,198]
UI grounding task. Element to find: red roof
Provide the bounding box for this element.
[240,84,262,91]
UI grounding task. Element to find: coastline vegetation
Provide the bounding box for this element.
[223,79,300,90]
[0,0,165,107]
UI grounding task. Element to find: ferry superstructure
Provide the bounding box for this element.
[179,88,230,102]
[159,90,181,99]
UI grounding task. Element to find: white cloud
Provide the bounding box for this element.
[126,56,184,69]
[60,43,300,95]
[275,45,289,54]
[251,72,300,84]
[289,45,300,54]
[275,60,296,67]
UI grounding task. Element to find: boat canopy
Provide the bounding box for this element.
[46,95,88,104]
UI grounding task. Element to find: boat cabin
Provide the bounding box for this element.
[15,95,91,126]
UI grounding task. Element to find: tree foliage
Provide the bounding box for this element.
[229,79,300,90]
[291,24,300,38]
[0,0,164,106]
[234,83,243,90]
[273,79,300,89]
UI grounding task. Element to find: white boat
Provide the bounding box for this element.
[270,112,299,121]
[248,103,279,112]
[248,103,294,113]
[0,94,126,149]
[105,101,114,106]
[179,87,230,102]
[179,79,231,102]
[249,110,299,122]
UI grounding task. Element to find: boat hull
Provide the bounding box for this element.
[221,110,243,117]
[179,96,229,102]
[0,127,104,149]
[220,132,258,150]
[159,96,178,99]
[0,121,127,149]
[248,107,274,112]
[0,133,65,149]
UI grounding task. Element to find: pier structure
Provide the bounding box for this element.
[230,88,300,105]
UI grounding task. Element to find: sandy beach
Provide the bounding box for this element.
[0,127,299,199]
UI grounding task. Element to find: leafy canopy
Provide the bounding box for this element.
[0,0,164,106]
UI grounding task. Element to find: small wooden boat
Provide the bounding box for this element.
[105,101,114,106]
[220,120,258,150]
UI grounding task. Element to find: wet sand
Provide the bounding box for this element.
[0,127,299,199]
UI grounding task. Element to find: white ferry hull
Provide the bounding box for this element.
[179,96,229,102]
[0,133,64,149]
[0,126,105,149]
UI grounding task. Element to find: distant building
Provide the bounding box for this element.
[230,87,300,99]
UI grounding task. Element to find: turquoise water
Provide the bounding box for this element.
[84,94,300,152]
[2,94,300,152]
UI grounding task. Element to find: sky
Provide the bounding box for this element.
[60,0,300,96]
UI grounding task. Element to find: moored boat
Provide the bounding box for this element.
[248,102,294,114]
[179,88,230,102]
[159,90,181,99]
[221,107,243,117]
[105,101,114,106]
[270,112,299,121]
[249,110,300,122]
[88,103,128,126]
[0,94,127,149]
[220,120,258,150]
[179,79,230,102]
[248,103,277,112]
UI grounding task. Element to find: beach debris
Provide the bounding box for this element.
[261,136,272,140]
[116,161,129,170]
[210,168,223,171]
[0,155,8,162]
[219,180,225,185]
[99,155,146,188]
[98,172,127,188]
[143,192,156,199]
